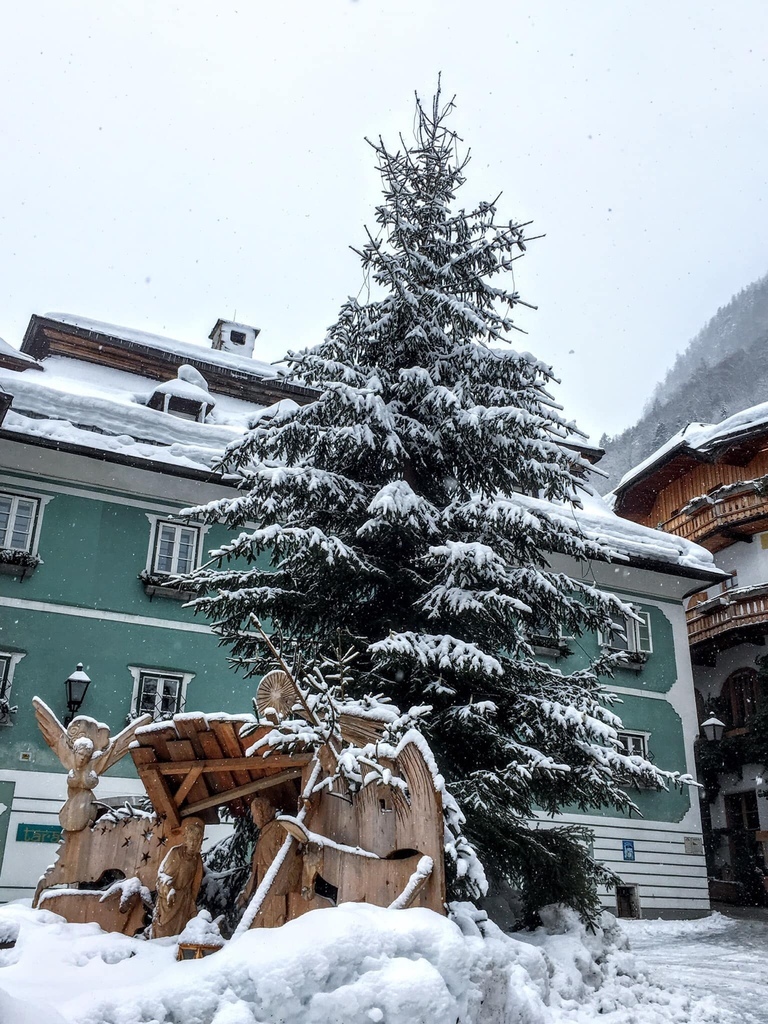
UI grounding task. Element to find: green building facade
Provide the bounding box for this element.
[0,313,724,914]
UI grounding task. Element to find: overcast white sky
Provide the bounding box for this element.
[2,1,767,441]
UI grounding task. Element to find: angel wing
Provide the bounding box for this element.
[92,714,152,774]
[68,716,110,752]
[32,697,74,770]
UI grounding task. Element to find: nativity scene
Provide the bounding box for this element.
[29,641,448,950]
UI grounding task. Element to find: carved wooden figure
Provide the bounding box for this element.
[33,698,150,831]
[151,817,205,938]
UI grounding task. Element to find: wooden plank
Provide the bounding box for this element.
[136,723,177,761]
[174,714,210,758]
[181,767,304,817]
[166,739,212,813]
[173,766,204,808]
[155,755,312,774]
[132,749,182,829]
[214,720,276,761]
[210,720,260,786]
[197,729,245,816]
[395,866,432,909]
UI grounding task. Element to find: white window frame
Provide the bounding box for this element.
[0,651,25,726]
[528,619,567,656]
[128,666,194,722]
[0,489,52,555]
[616,730,650,759]
[144,514,209,576]
[599,606,653,657]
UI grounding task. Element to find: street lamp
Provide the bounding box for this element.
[701,716,726,743]
[64,663,91,725]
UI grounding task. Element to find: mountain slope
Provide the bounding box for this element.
[599,272,768,490]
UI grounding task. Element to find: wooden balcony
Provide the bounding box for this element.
[686,584,768,649]
[662,487,768,550]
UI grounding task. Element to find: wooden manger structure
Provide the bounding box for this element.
[131,709,446,930]
[32,697,446,939]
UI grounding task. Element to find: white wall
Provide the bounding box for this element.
[714,531,768,590]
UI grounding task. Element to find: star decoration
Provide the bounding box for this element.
[141,851,151,864]
[142,830,154,842]
[121,837,131,848]
[156,834,167,847]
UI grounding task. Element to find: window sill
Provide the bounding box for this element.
[0,561,37,580]
[606,650,649,672]
[142,581,197,603]
[532,642,570,659]
[139,569,198,603]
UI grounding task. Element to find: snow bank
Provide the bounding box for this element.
[0,901,725,1024]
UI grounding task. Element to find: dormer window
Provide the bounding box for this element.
[146,364,215,423]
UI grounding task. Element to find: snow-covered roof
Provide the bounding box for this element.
[614,401,768,495]
[0,335,42,370]
[0,353,268,476]
[518,489,723,580]
[40,313,284,380]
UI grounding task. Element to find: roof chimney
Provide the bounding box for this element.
[208,319,260,358]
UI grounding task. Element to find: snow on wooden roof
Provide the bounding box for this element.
[130,711,312,827]
[0,351,303,477]
[20,313,317,408]
[0,336,42,372]
[614,402,768,499]
[37,313,280,377]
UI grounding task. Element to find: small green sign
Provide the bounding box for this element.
[16,823,62,844]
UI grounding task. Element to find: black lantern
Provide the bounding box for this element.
[64,663,91,724]
[701,715,726,743]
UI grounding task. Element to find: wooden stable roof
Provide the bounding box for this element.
[130,712,312,829]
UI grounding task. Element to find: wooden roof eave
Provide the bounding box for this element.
[20,315,317,407]
[130,715,312,826]
[612,445,709,516]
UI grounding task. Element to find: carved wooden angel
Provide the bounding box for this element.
[32,697,151,831]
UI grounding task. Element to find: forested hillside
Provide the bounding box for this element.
[599,272,768,490]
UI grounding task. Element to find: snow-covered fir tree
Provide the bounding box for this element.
[184,87,681,922]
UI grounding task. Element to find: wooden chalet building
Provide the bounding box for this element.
[612,404,768,903]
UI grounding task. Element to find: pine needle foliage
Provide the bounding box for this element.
[182,86,681,921]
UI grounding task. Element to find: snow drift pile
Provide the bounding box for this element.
[0,901,723,1024]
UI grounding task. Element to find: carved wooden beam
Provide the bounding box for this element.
[180,767,304,818]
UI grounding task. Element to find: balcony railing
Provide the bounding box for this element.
[686,584,768,647]
[662,486,768,547]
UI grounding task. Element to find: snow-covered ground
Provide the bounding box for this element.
[0,900,745,1024]
[621,912,768,1024]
